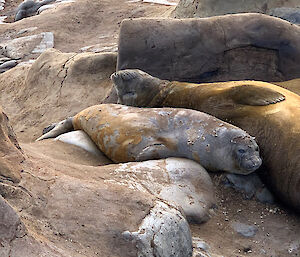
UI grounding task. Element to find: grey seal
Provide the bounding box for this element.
[15,0,56,21]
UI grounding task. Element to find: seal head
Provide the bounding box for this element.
[201,127,262,175]
[111,69,162,106]
[229,134,261,174]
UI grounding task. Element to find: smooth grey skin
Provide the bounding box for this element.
[15,0,56,21]
[36,104,262,175]
[117,14,300,83]
[122,201,193,257]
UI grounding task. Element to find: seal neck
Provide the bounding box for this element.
[149,81,175,107]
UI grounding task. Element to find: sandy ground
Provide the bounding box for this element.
[0,1,300,257]
[0,0,175,54]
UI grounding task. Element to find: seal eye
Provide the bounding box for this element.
[238,149,246,154]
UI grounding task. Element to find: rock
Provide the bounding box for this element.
[0,49,117,142]
[0,106,24,183]
[2,147,199,256]
[173,0,300,18]
[107,157,216,223]
[31,32,54,54]
[80,43,118,53]
[288,241,300,254]
[0,60,18,73]
[0,0,4,11]
[192,237,210,252]
[192,237,223,257]
[117,14,300,83]
[37,4,56,14]
[0,195,26,242]
[0,195,57,257]
[231,222,258,237]
[0,32,54,59]
[37,1,77,15]
[0,57,11,64]
[268,7,300,25]
[123,200,193,257]
[224,173,275,204]
[142,0,177,6]
[17,27,38,35]
[0,16,7,24]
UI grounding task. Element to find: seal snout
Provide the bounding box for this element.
[242,155,262,174]
[110,71,121,83]
[111,69,142,84]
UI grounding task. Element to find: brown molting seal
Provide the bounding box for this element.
[37,103,261,175]
[111,69,300,212]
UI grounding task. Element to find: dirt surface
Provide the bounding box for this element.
[0,0,299,257]
[0,0,175,54]
[20,141,300,257]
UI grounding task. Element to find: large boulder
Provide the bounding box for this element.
[173,0,300,19]
[0,106,24,183]
[0,195,62,256]
[4,141,217,256]
[269,7,300,24]
[0,49,117,142]
[117,14,300,83]
[0,32,54,59]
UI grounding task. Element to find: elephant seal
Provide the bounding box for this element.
[36,104,262,175]
[111,69,300,211]
[15,0,55,21]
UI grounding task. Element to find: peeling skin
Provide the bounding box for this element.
[122,200,193,257]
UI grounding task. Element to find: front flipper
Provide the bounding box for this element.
[42,123,57,135]
[136,143,173,161]
[228,84,285,106]
[36,117,74,141]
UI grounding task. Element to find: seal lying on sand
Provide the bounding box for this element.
[37,104,261,175]
[111,69,300,211]
[15,0,56,21]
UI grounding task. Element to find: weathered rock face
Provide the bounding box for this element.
[269,7,300,24]
[2,147,205,256]
[0,196,56,256]
[173,0,300,19]
[0,32,54,59]
[0,49,117,142]
[0,106,24,183]
[0,195,26,244]
[117,14,300,83]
